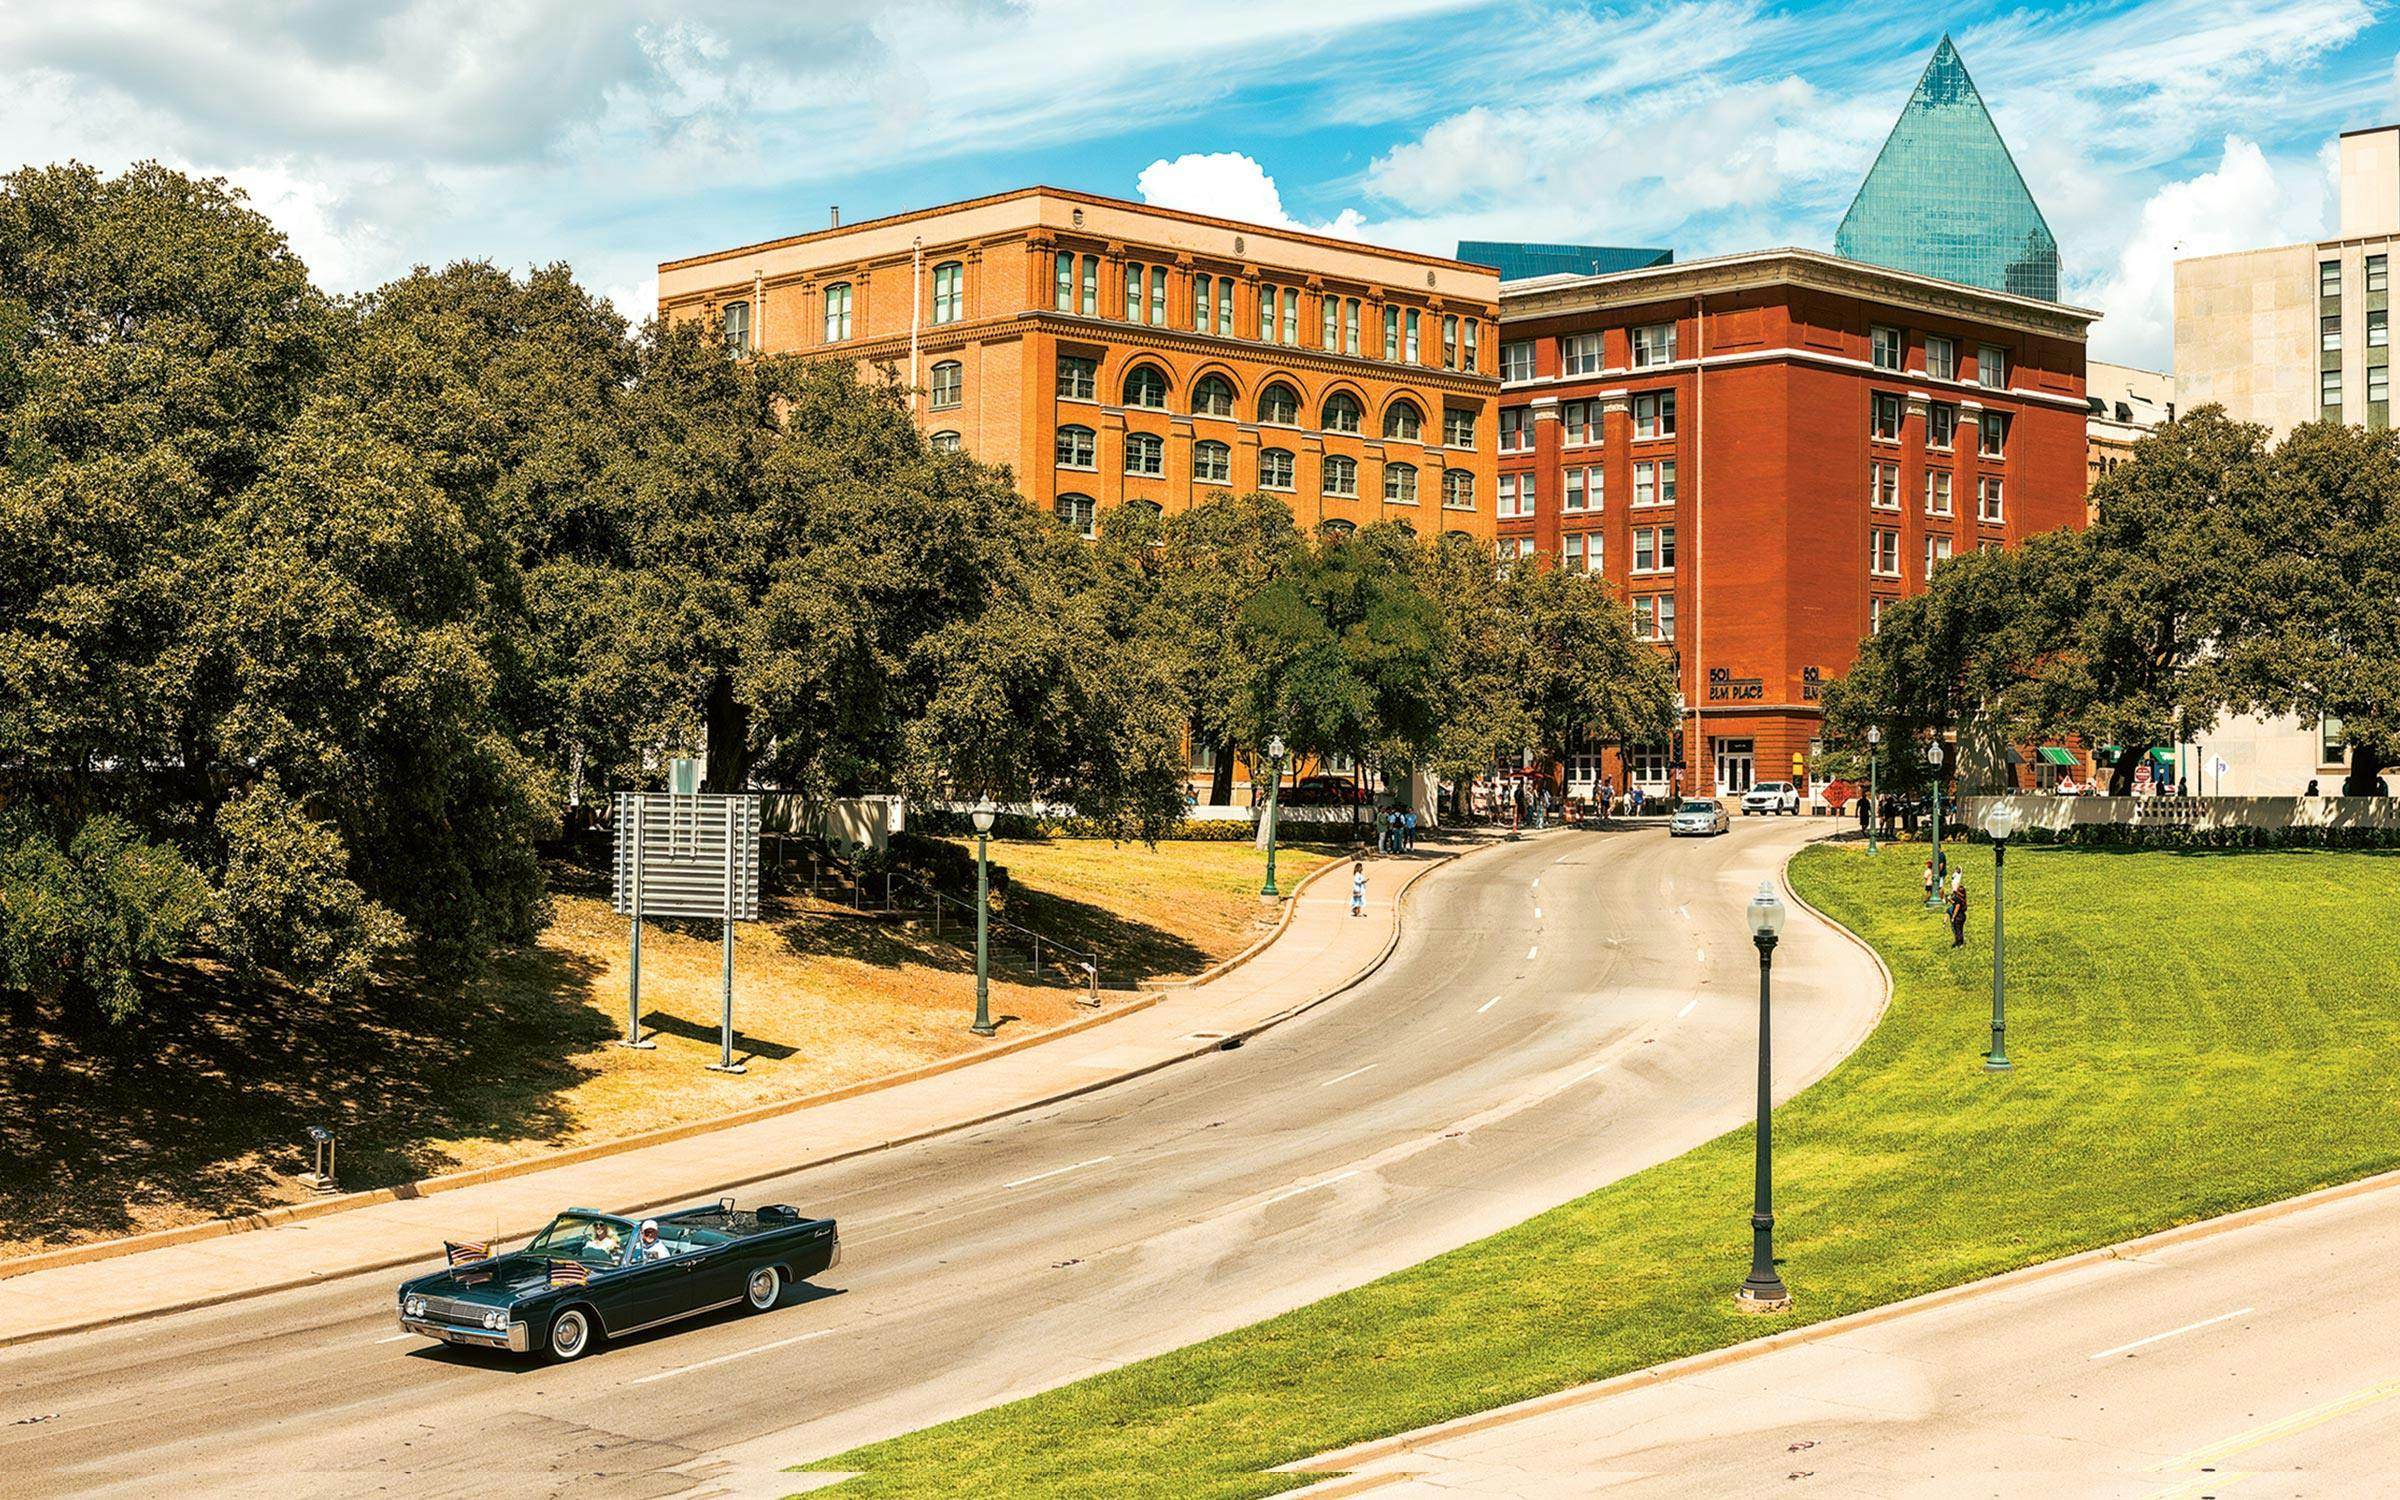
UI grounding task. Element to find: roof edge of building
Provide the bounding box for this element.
[1498,246,2100,325]
[660,185,1498,278]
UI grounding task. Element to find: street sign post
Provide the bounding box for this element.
[613,790,763,1073]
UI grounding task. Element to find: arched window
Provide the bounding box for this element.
[932,261,964,324]
[929,360,963,410]
[1392,519,1416,537]
[1125,498,1163,522]
[1125,432,1164,476]
[1383,400,1423,441]
[1259,382,1300,426]
[1442,469,1474,508]
[930,430,961,453]
[1124,365,1169,409]
[1055,493,1096,538]
[823,282,853,342]
[1056,426,1096,469]
[1321,518,1357,538]
[1322,393,1362,433]
[1194,440,1232,484]
[1385,463,1419,504]
[1259,448,1296,490]
[1194,374,1236,417]
[1322,454,1358,497]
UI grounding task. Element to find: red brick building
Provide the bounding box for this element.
[1496,249,2095,799]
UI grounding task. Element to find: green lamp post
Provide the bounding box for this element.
[1866,725,1882,856]
[1736,880,1792,1314]
[1923,739,1946,909]
[1983,799,2018,1071]
[970,798,998,1037]
[1261,735,1287,899]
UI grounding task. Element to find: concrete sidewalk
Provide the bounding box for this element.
[0,842,1471,1347]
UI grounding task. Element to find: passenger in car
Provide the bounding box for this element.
[587,1221,624,1263]
[635,1220,674,1261]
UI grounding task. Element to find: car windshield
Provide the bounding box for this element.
[525,1212,637,1264]
[1679,801,1717,813]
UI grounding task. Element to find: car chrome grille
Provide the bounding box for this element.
[421,1295,495,1325]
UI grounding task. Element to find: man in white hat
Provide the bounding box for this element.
[635,1219,673,1262]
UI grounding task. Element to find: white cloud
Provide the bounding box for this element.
[1136,153,1365,239]
[2073,135,2331,368]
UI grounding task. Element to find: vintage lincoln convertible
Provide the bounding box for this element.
[396,1200,839,1362]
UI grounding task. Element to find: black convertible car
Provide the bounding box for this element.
[396,1200,839,1362]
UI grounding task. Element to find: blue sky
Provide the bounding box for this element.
[3,0,2394,366]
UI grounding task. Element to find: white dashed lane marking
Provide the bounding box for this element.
[1004,1156,1113,1189]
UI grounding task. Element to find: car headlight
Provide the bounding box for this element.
[483,1308,509,1331]
[403,1294,425,1317]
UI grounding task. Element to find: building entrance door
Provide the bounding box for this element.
[1714,738,1756,795]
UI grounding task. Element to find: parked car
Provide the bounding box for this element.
[1669,798,1730,837]
[1741,781,1802,816]
[397,1201,839,1363]
[1282,775,1371,806]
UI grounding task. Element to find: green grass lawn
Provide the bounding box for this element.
[803,844,2400,1497]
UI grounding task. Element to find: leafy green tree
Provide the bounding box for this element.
[1497,555,1679,776]
[0,813,211,1025]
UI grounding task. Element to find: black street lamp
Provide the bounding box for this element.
[1983,799,2019,1071]
[1737,880,1792,1314]
[1865,725,1882,855]
[970,798,998,1038]
[1261,735,1287,898]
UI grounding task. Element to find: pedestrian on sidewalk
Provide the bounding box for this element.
[1350,859,1368,917]
[1855,792,1870,838]
[1403,807,1418,852]
[1946,876,1969,948]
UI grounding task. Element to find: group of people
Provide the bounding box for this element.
[1379,806,1420,853]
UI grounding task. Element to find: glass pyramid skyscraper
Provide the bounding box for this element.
[1835,36,2060,301]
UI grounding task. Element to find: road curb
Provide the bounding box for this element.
[0,843,1492,1348]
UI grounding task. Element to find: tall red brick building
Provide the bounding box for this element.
[1497,249,2095,798]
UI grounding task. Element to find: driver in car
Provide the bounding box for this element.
[586,1220,624,1264]
[635,1219,675,1261]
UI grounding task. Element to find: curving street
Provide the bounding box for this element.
[3,817,1881,1499]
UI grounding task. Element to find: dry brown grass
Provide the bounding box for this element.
[0,838,1334,1256]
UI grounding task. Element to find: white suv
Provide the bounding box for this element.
[1741,781,1801,816]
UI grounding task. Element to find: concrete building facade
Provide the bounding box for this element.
[657,188,1501,544]
[1498,249,2095,800]
[2085,359,2174,498]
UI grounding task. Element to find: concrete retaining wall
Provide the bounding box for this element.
[1955,794,2400,834]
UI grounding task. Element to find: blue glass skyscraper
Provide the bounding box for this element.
[1835,36,2060,302]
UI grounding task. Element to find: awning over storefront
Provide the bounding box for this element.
[2037,746,2078,767]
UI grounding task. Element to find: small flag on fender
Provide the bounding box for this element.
[548,1259,591,1287]
[445,1240,490,1266]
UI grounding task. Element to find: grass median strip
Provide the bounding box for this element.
[804,844,2400,1498]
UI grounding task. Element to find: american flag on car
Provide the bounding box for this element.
[444,1240,490,1266]
[548,1259,591,1287]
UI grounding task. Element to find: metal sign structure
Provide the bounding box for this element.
[612,791,764,1073]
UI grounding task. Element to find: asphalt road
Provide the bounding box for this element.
[1333,1175,2400,1498]
[3,816,1880,1499]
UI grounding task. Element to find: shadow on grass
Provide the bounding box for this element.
[636,1010,800,1062]
[0,929,610,1255]
[769,880,1237,990]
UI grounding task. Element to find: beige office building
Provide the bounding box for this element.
[2169,131,2385,794]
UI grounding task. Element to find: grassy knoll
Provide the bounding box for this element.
[1,838,1331,1256]
[807,844,2400,1497]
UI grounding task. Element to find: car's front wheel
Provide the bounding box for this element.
[745,1266,782,1313]
[547,1305,596,1363]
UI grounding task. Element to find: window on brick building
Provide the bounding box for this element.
[1563,532,1589,574]
[1283,286,1301,345]
[1124,432,1164,476]
[1323,454,1358,497]
[1194,374,1235,417]
[929,360,962,409]
[722,300,750,354]
[1385,463,1419,504]
[1124,365,1168,409]
[1081,256,1099,316]
[1871,461,1900,510]
[1871,392,1903,441]
[1442,315,1459,368]
[1323,518,1358,539]
[1499,407,1533,452]
[1564,466,1600,512]
[1925,534,1953,577]
[1980,410,2009,458]
[1978,344,2009,388]
[1979,476,2005,523]
[1260,448,1295,490]
[1054,493,1096,538]
[1633,390,1676,438]
[1501,340,1536,382]
[1443,407,1476,447]
[1257,281,1275,339]
[1194,440,1232,484]
[1559,399,1595,444]
[1057,355,1097,400]
[1404,308,1421,362]
[1562,332,1603,375]
[1056,425,1096,469]
[1870,528,1900,576]
[1498,473,1534,518]
[823,282,853,342]
[1631,322,1677,367]
[1128,262,1148,322]
[929,430,960,452]
[1384,399,1423,441]
[1442,469,1475,508]
[932,262,964,324]
[1928,402,1958,449]
[1633,594,1675,640]
[1634,459,1659,507]
[1926,470,1952,517]
[1056,253,1075,312]
[1871,595,1892,633]
[1384,306,1401,360]
[1194,273,1214,332]
[1217,278,1234,336]
[1149,266,1167,325]
[1871,325,1903,370]
[1345,297,1361,355]
[1924,335,1955,381]
[1324,296,1341,351]
[1260,382,1300,426]
[1323,393,1363,433]
[1463,318,1480,372]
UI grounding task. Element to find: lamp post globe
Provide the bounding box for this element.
[970,798,998,1037]
[1737,880,1792,1313]
[1261,736,1288,899]
[1865,726,1883,855]
[1924,739,1947,908]
[1983,799,2018,1072]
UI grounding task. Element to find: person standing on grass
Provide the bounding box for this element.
[1856,792,1871,838]
[1923,857,1936,903]
[1946,875,1969,948]
[1350,860,1367,917]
